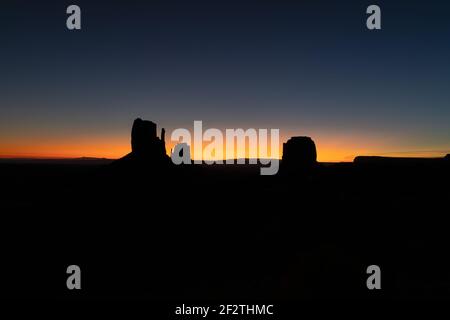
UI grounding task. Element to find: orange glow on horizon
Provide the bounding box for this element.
[1,134,448,162]
[0,137,130,160]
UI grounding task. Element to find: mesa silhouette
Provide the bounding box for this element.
[114,118,171,167]
[112,118,321,173]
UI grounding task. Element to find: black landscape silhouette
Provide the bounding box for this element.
[1,118,449,300]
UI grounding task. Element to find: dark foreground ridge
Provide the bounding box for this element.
[0,118,449,300]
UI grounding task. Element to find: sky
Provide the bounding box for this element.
[1,0,449,161]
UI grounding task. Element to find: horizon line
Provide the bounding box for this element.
[0,154,448,163]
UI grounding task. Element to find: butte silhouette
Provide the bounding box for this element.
[114,118,171,167]
[113,118,323,175]
[281,136,317,174]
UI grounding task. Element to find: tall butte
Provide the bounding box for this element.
[115,118,170,166]
[281,136,317,173]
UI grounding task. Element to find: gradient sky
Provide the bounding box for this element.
[1,0,449,161]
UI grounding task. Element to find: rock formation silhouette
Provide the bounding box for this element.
[114,118,170,166]
[282,136,317,171]
[354,155,448,166]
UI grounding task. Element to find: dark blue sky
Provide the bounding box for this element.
[1,0,449,160]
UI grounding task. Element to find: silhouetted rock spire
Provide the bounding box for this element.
[161,128,166,145]
[114,118,170,166]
